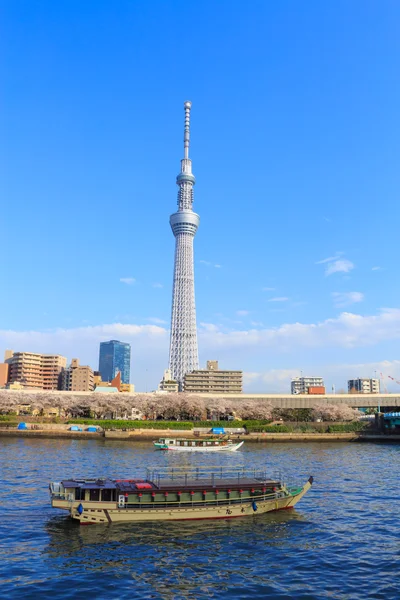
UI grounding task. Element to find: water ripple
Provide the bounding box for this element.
[0,438,399,598]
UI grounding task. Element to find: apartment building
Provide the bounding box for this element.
[184,360,243,394]
[158,369,179,393]
[348,378,380,394]
[61,358,95,392]
[291,376,325,394]
[6,350,66,390]
[0,362,9,387]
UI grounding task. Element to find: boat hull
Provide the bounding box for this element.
[52,478,312,525]
[154,441,244,452]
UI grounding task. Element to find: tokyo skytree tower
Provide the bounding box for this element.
[168,101,200,389]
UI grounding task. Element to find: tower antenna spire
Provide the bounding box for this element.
[183,101,191,160]
[168,101,200,389]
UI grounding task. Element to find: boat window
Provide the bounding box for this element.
[75,487,84,500]
[102,489,113,502]
[169,440,174,445]
[191,442,195,446]
[89,489,100,502]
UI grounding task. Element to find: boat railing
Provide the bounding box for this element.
[146,466,283,487]
[49,483,74,501]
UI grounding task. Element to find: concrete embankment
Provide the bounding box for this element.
[1,426,394,442]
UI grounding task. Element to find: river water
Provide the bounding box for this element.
[0,437,399,599]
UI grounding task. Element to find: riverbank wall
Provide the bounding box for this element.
[1,426,396,442]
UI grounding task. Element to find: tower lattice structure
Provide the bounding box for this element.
[168,101,200,389]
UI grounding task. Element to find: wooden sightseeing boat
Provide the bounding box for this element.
[49,466,313,525]
[153,437,244,452]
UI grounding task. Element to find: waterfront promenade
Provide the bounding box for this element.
[1,424,397,443]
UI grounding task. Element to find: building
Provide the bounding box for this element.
[0,362,9,387]
[291,376,325,395]
[158,369,179,393]
[184,361,243,394]
[6,350,66,390]
[94,369,135,393]
[98,340,131,384]
[61,358,94,392]
[348,378,380,394]
[168,101,200,390]
[120,383,135,393]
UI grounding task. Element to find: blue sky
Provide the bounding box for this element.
[2,1,400,392]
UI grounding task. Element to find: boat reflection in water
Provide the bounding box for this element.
[44,509,309,598]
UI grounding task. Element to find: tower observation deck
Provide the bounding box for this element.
[168,101,200,389]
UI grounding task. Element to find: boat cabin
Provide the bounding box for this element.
[157,438,229,447]
[50,467,285,510]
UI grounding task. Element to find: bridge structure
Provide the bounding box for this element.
[193,393,400,410]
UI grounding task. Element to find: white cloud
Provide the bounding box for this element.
[199,323,220,332]
[197,308,400,352]
[147,317,167,324]
[268,297,289,302]
[120,277,136,285]
[0,323,169,392]
[325,259,354,276]
[372,266,382,271]
[199,260,222,268]
[332,292,364,307]
[243,360,400,393]
[236,310,250,316]
[262,287,276,292]
[316,253,343,264]
[243,368,301,391]
[152,283,163,288]
[4,308,400,392]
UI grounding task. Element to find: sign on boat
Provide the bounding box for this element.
[49,465,313,525]
[153,437,244,452]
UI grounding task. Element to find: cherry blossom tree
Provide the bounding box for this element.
[312,402,361,422]
[235,401,273,420]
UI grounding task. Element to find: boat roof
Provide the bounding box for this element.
[59,467,282,491]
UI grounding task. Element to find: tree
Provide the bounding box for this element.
[236,401,273,420]
[312,403,361,422]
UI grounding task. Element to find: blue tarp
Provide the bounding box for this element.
[87,426,97,432]
[211,427,225,434]
[70,426,83,431]
[17,422,28,430]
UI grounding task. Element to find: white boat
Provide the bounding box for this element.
[153,437,244,452]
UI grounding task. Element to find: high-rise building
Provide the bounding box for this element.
[168,101,200,390]
[184,361,243,394]
[348,378,380,394]
[98,340,131,384]
[6,350,66,390]
[291,376,325,395]
[61,358,95,392]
